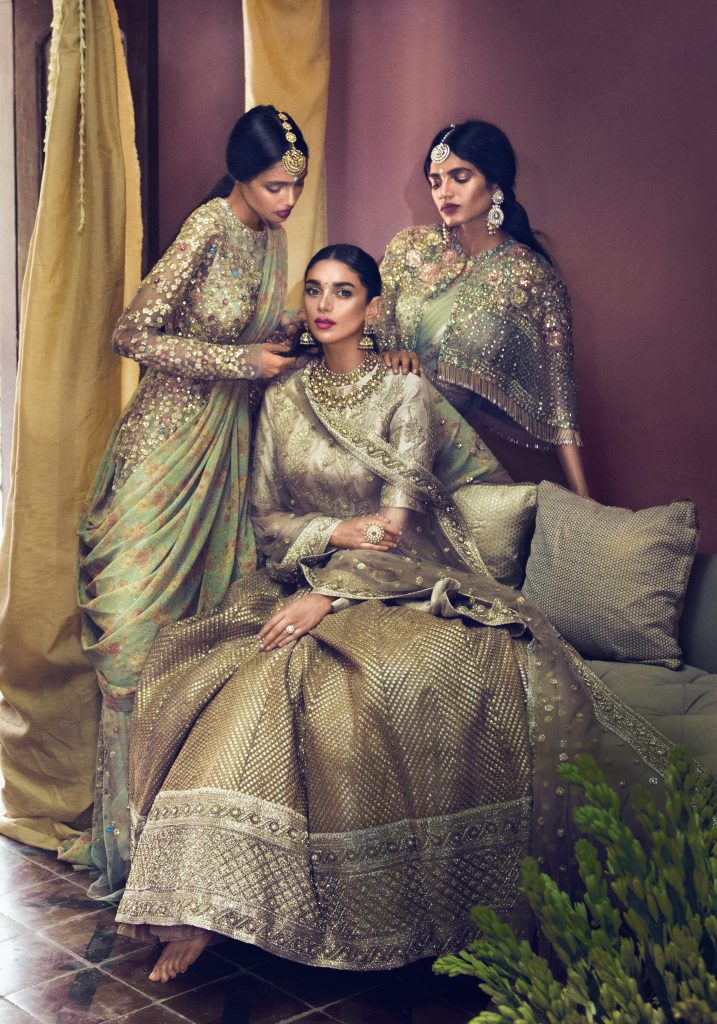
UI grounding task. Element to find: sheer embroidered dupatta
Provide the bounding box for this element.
[284,382,671,896]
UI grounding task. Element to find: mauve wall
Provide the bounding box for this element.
[157,0,244,251]
[328,0,717,550]
[156,0,717,549]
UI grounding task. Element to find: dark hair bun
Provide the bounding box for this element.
[204,105,309,203]
[227,105,308,183]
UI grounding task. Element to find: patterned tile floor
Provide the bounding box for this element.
[0,835,486,1022]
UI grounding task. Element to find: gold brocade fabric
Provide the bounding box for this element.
[119,577,532,968]
[377,226,582,449]
[117,366,669,969]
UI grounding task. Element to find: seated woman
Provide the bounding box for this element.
[115,246,668,982]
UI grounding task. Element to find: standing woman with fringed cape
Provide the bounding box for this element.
[75,106,309,898]
[377,119,589,498]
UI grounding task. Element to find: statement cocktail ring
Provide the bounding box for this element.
[363,522,385,545]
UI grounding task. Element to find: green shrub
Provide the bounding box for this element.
[434,746,717,1023]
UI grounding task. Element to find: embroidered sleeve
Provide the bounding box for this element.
[251,387,340,573]
[112,205,262,380]
[381,376,436,510]
[535,269,581,441]
[373,229,415,351]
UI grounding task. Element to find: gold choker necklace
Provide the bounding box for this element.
[305,353,383,411]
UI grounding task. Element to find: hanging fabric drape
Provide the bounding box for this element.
[243,0,330,308]
[0,0,141,850]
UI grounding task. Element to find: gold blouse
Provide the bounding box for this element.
[250,359,507,582]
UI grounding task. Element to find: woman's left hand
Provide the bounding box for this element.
[258,593,333,652]
[382,350,421,375]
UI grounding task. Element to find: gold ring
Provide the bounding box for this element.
[363,522,385,545]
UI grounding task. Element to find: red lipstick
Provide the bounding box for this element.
[441,204,459,215]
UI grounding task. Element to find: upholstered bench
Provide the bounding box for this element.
[466,480,716,774]
[588,552,717,773]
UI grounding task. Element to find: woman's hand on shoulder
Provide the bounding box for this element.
[329,513,401,551]
[382,350,421,376]
[258,593,333,651]
[260,342,297,379]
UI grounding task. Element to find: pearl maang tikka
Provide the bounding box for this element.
[430,125,456,164]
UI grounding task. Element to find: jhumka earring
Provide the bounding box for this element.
[299,329,315,346]
[487,188,505,234]
[358,326,374,351]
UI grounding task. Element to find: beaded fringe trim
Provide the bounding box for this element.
[47,0,87,231]
[436,361,583,450]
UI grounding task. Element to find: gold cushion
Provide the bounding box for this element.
[522,482,699,667]
[454,483,537,587]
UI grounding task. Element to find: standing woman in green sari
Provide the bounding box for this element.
[76,105,308,897]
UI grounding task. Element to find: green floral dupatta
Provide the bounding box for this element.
[75,224,287,896]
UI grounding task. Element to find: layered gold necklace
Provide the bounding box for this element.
[304,352,384,412]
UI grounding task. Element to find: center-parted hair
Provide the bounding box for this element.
[305,245,382,301]
[424,119,552,263]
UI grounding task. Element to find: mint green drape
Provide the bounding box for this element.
[77,225,287,897]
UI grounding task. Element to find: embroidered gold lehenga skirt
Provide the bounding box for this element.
[116,568,664,969]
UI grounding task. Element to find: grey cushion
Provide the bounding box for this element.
[680,553,717,673]
[523,482,699,667]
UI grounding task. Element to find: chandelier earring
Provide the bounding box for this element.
[358,324,375,351]
[441,223,451,246]
[487,188,505,235]
[299,328,315,346]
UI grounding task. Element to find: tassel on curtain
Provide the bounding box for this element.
[0,0,141,849]
[243,0,330,308]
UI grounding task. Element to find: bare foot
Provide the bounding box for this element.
[148,931,214,982]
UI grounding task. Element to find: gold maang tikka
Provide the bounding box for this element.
[430,124,456,164]
[277,111,306,176]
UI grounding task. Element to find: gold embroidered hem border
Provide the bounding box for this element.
[118,789,531,970]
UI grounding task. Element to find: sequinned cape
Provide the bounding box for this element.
[75,199,287,897]
[377,225,582,449]
[115,364,667,970]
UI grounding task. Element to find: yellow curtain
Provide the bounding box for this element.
[0,0,141,849]
[243,0,330,308]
